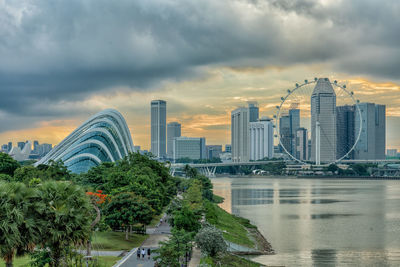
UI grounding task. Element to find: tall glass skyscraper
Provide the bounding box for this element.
[167,122,181,159]
[354,103,386,160]
[151,100,167,158]
[311,78,336,163]
[248,101,259,122]
[336,105,355,159]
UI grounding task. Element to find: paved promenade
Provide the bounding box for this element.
[116,219,171,267]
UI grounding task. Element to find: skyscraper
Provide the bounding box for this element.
[17,142,25,151]
[336,105,355,159]
[33,140,39,154]
[167,122,181,159]
[279,108,299,156]
[296,127,308,161]
[289,109,300,155]
[249,117,274,160]
[279,114,291,154]
[231,107,249,162]
[248,101,259,122]
[311,78,337,163]
[354,103,386,160]
[151,100,167,158]
[7,142,12,152]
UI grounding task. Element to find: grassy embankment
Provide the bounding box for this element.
[91,231,148,251]
[0,256,121,267]
[204,200,256,249]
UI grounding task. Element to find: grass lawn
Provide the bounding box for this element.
[201,254,261,267]
[205,201,255,248]
[91,231,148,251]
[1,256,120,267]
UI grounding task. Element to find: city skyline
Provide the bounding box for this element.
[0,1,400,150]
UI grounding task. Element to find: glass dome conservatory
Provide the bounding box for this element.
[35,109,135,173]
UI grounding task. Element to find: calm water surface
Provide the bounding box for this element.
[212,177,400,266]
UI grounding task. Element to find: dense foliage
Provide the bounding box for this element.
[0,152,178,266]
[195,225,227,257]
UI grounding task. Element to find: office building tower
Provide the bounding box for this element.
[289,109,300,154]
[39,143,52,157]
[296,128,308,161]
[167,122,181,159]
[336,105,355,159]
[311,78,337,163]
[249,117,274,160]
[17,142,25,151]
[1,144,8,152]
[279,109,299,156]
[279,114,291,153]
[354,103,386,160]
[7,142,12,152]
[248,102,259,122]
[206,145,223,160]
[151,100,167,158]
[225,144,232,153]
[33,140,39,154]
[173,137,206,160]
[231,107,249,162]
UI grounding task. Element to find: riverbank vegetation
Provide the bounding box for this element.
[156,166,267,267]
[0,152,178,267]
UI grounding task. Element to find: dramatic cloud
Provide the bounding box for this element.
[0,0,399,147]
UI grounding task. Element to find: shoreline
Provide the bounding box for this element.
[214,174,400,180]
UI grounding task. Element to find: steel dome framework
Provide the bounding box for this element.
[35,109,135,173]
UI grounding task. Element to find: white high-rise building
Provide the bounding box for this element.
[167,122,181,159]
[249,117,274,161]
[151,100,167,158]
[231,107,249,162]
[311,78,336,163]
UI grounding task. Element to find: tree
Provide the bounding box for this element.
[195,225,227,257]
[0,153,20,176]
[0,182,42,267]
[154,229,193,267]
[104,192,154,240]
[172,205,201,233]
[37,181,92,267]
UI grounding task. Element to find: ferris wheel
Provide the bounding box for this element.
[274,77,362,165]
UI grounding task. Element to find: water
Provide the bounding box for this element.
[212,177,400,266]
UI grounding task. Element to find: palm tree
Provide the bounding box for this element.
[0,182,41,267]
[37,181,92,267]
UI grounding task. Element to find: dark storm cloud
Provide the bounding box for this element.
[0,0,399,131]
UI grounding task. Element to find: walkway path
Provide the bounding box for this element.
[115,218,171,267]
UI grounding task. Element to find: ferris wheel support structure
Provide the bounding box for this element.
[274,78,363,165]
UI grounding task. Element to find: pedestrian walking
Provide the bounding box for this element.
[141,248,146,259]
[147,248,151,259]
[137,248,141,260]
[160,218,163,225]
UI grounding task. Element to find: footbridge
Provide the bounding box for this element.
[169,159,400,177]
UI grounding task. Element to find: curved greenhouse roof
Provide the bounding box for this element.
[35,109,135,173]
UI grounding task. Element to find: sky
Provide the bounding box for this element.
[0,0,399,150]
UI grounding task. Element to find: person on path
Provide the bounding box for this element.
[160,218,163,225]
[141,248,146,259]
[137,248,141,260]
[147,248,151,259]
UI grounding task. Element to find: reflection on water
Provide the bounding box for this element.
[212,178,400,266]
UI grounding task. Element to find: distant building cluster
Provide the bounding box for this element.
[1,140,52,161]
[231,102,274,162]
[150,100,230,162]
[279,78,387,163]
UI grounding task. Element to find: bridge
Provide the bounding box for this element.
[169,159,400,177]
